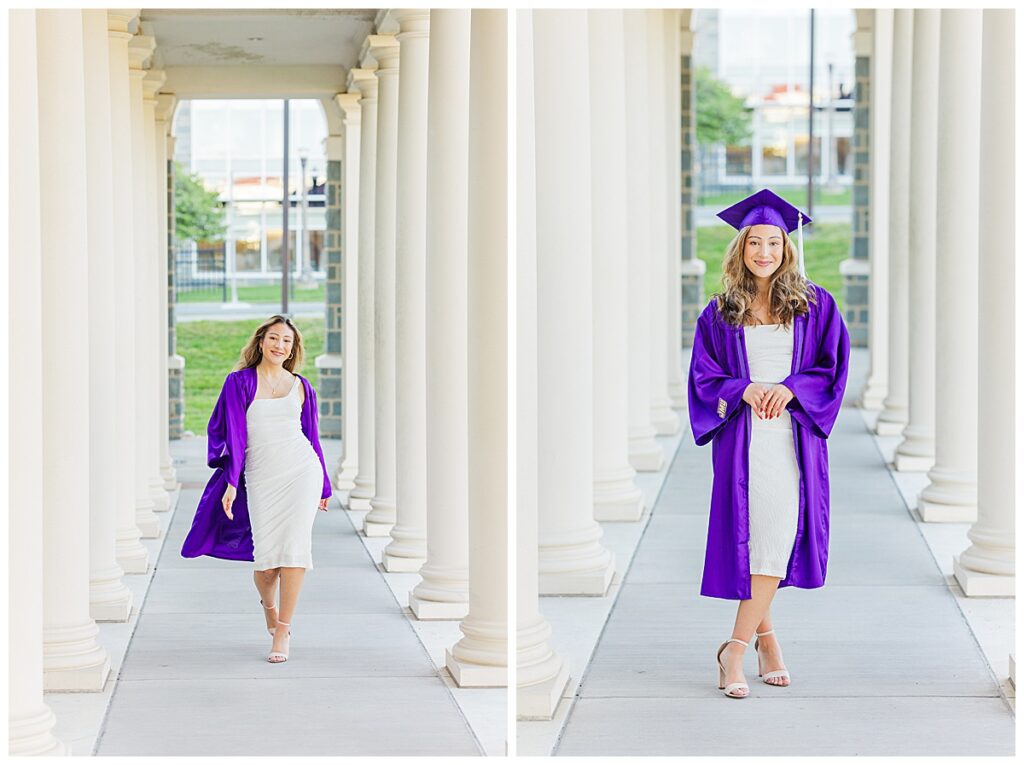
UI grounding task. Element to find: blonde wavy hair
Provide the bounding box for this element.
[713,225,816,328]
[233,314,305,374]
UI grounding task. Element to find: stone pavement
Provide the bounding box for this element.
[175,300,324,323]
[550,354,1015,756]
[93,438,482,756]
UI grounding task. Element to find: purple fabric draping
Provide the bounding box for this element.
[180,365,332,562]
[687,283,850,600]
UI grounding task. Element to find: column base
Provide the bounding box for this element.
[135,508,161,539]
[89,568,134,622]
[335,461,358,492]
[858,373,888,410]
[650,404,680,436]
[893,451,933,472]
[408,592,469,620]
[629,439,664,472]
[348,475,375,509]
[518,661,571,721]
[445,648,507,687]
[876,409,909,434]
[42,623,110,692]
[539,553,615,596]
[116,536,150,574]
[382,550,426,573]
[953,556,1015,597]
[668,380,687,410]
[594,488,644,522]
[917,467,977,522]
[160,457,178,490]
[149,479,170,512]
[8,706,67,756]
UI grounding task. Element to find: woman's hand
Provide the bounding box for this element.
[743,383,770,418]
[760,384,794,419]
[318,497,329,512]
[222,483,237,520]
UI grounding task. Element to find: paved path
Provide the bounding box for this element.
[175,301,324,323]
[95,439,481,756]
[553,375,1014,755]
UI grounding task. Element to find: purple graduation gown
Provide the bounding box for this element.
[687,283,851,600]
[180,365,333,562]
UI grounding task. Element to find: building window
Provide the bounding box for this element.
[725,144,752,176]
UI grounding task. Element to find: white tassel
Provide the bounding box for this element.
[797,212,806,278]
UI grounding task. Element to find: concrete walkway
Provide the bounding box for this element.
[93,438,482,756]
[175,301,324,323]
[552,360,1015,756]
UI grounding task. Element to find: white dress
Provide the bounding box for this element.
[743,323,800,578]
[244,375,323,571]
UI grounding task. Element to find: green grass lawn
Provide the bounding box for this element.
[177,317,325,435]
[697,222,850,311]
[177,284,326,304]
[698,187,851,209]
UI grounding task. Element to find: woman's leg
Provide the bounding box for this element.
[721,575,781,689]
[254,568,281,631]
[270,567,306,653]
[754,603,789,685]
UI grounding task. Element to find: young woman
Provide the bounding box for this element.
[181,314,333,663]
[688,189,850,698]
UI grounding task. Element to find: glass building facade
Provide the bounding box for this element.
[172,98,328,284]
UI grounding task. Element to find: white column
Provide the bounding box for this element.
[84,8,133,622]
[894,10,939,472]
[534,9,615,596]
[446,8,508,686]
[9,9,66,753]
[874,10,911,436]
[107,11,149,574]
[410,8,470,619]
[348,68,378,511]
[334,93,361,490]
[38,8,112,692]
[859,10,892,410]
[646,10,679,436]
[155,93,178,492]
[143,66,170,515]
[590,9,643,523]
[954,12,1014,595]
[625,10,663,472]
[917,10,982,522]
[385,9,430,572]
[664,9,687,410]
[127,36,161,537]
[516,8,571,718]
[365,35,400,536]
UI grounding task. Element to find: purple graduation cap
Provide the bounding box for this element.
[716,188,812,277]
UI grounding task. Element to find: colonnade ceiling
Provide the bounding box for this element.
[139,9,377,99]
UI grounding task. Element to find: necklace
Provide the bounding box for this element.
[259,366,289,397]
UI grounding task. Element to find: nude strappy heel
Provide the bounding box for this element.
[260,599,277,636]
[716,637,750,698]
[268,620,290,663]
[754,629,791,686]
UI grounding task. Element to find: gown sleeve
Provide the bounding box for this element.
[780,287,851,439]
[206,371,248,489]
[688,306,752,446]
[300,380,333,500]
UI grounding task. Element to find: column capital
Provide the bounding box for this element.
[374,9,400,35]
[107,9,138,35]
[323,134,344,160]
[155,92,176,125]
[852,28,873,56]
[349,68,379,100]
[127,34,155,70]
[335,91,362,122]
[143,68,166,100]
[393,9,430,39]
[364,34,400,70]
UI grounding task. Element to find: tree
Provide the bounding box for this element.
[174,161,227,243]
[695,66,753,147]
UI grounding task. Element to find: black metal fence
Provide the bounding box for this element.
[174,242,226,301]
